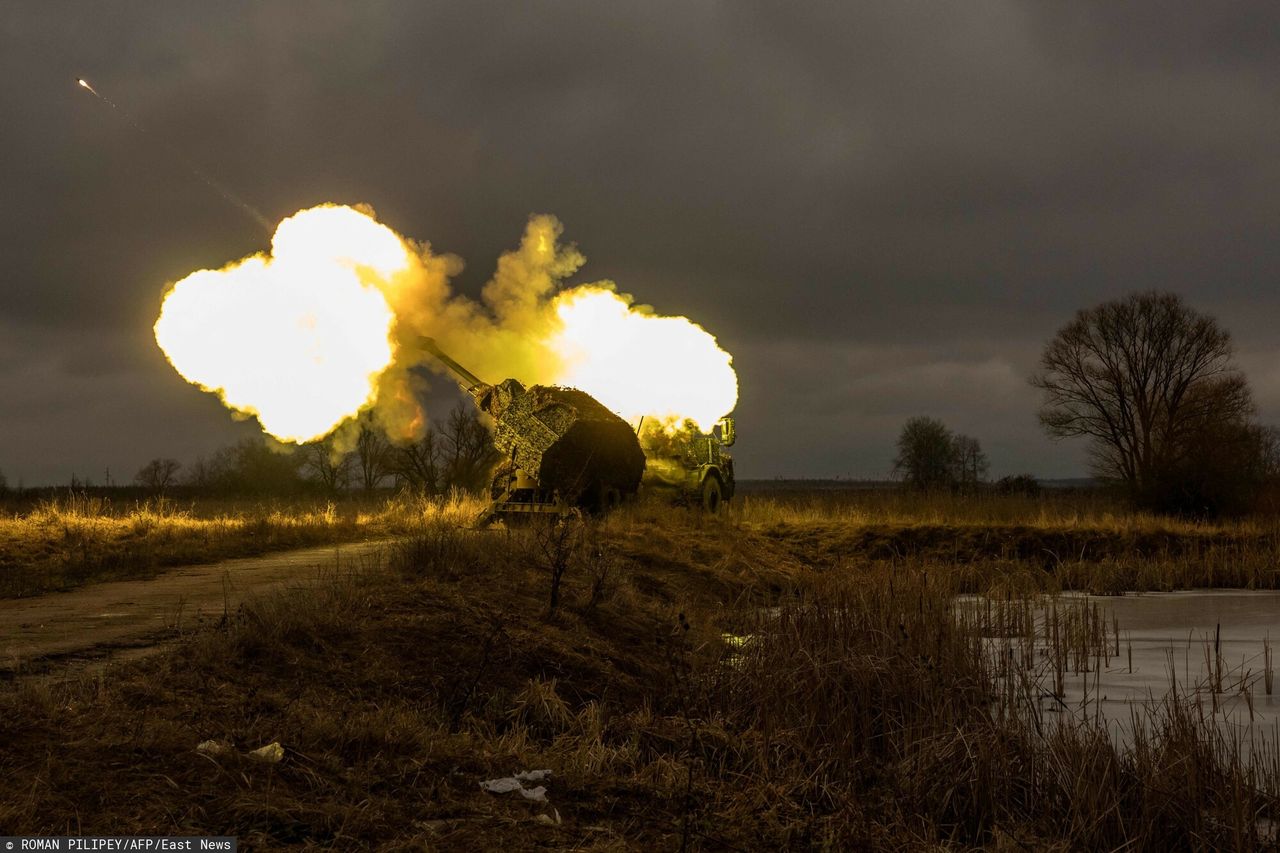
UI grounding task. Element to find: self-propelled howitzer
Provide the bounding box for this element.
[419,337,646,523]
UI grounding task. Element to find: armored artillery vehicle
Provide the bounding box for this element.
[420,338,646,524]
[637,416,736,513]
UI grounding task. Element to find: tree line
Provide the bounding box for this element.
[891,417,989,491]
[3,290,1272,518]
[894,291,1280,516]
[133,402,501,497]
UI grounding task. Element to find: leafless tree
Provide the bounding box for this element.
[354,422,390,491]
[205,438,306,495]
[301,438,352,494]
[893,416,958,490]
[533,517,583,617]
[386,404,500,495]
[390,427,444,494]
[135,458,182,492]
[1253,425,1280,481]
[440,402,501,493]
[184,455,214,490]
[951,434,989,489]
[1032,291,1254,506]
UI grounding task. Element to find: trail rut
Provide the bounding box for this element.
[0,539,390,673]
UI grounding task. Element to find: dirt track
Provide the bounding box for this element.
[0,539,391,673]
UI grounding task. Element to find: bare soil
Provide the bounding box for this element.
[0,539,389,673]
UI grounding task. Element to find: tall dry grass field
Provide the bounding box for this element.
[0,490,486,597]
[3,492,1279,848]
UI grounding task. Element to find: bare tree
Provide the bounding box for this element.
[893,417,958,490]
[440,402,501,493]
[1156,420,1279,515]
[354,422,390,491]
[184,455,214,490]
[301,438,352,494]
[390,427,444,494]
[533,517,583,618]
[951,434,989,489]
[205,438,306,496]
[385,404,500,495]
[1252,425,1280,481]
[1032,291,1254,508]
[135,458,182,492]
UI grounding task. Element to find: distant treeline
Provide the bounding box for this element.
[892,292,1280,518]
[0,403,500,502]
[736,477,1097,494]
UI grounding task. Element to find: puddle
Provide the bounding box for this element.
[964,591,1280,750]
[722,591,1280,754]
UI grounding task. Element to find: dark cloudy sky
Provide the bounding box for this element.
[4,2,1280,484]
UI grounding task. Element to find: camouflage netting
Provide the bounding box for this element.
[491,385,646,499]
[639,419,710,463]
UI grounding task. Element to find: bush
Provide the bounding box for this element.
[995,474,1041,497]
[1139,423,1278,517]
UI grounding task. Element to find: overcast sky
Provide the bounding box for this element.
[3,2,1280,484]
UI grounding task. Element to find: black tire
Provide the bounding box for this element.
[600,486,622,513]
[584,482,624,516]
[502,511,557,529]
[700,475,723,514]
[501,512,533,529]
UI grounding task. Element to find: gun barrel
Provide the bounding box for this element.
[419,337,486,391]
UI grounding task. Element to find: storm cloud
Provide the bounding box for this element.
[3,2,1279,483]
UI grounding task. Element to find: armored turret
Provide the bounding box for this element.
[419,338,646,519]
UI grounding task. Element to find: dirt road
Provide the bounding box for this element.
[0,539,391,673]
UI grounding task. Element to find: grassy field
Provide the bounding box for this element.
[732,488,1280,594]
[0,491,481,598]
[3,490,1280,848]
[8,486,1280,599]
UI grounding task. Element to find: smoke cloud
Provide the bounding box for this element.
[155,204,738,446]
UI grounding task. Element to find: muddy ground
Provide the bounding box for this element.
[0,539,389,673]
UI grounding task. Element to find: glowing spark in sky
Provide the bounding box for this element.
[72,74,269,229]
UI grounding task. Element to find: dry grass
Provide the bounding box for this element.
[0,490,486,597]
[3,498,1280,849]
[725,572,1280,849]
[8,485,1278,599]
[0,490,1276,845]
[734,485,1277,532]
[721,489,1280,594]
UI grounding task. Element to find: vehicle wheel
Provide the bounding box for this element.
[502,511,556,529]
[490,467,515,500]
[584,482,623,515]
[700,475,723,514]
[600,485,622,513]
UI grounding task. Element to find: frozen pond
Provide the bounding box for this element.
[968,590,1280,749]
